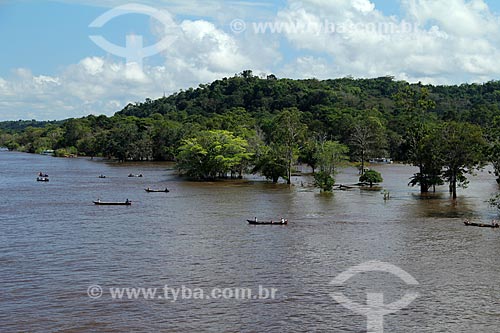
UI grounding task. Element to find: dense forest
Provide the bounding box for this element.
[1,71,500,196]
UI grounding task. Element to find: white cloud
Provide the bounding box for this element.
[0,13,273,120]
[270,0,500,84]
[3,0,500,120]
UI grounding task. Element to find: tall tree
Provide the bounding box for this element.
[252,143,288,183]
[436,122,487,199]
[176,130,252,180]
[349,113,387,175]
[396,86,440,193]
[270,108,306,184]
[488,142,500,184]
[316,140,349,175]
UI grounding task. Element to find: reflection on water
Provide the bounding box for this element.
[0,152,499,332]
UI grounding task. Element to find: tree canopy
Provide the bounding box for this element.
[1,72,498,194]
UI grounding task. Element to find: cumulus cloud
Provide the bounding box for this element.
[271,0,500,83]
[3,0,500,120]
[0,13,266,120]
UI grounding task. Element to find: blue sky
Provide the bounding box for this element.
[2,0,500,120]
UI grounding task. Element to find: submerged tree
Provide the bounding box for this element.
[359,170,383,187]
[396,86,441,193]
[252,143,288,183]
[489,194,500,213]
[314,171,335,192]
[176,130,252,180]
[270,108,307,184]
[436,122,486,199]
[488,142,500,184]
[349,113,387,175]
[406,124,444,192]
[316,140,349,175]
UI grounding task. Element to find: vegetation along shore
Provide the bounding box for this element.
[1,72,500,204]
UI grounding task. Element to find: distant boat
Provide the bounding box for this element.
[464,220,499,228]
[247,219,288,225]
[37,177,49,182]
[98,175,106,178]
[93,200,131,206]
[40,150,54,156]
[145,188,169,193]
[369,157,393,164]
[128,174,143,178]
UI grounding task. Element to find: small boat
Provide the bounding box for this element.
[37,177,49,182]
[464,220,499,228]
[98,175,106,179]
[128,174,143,178]
[145,188,169,193]
[93,200,132,206]
[38,173,49,177]
[247,219,288,225]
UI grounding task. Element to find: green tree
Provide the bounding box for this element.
[436,122,487,199]
[299,139,320,174]
[316,140,349,175]
[252,143,288,183]
[349,114,387,175]
[359,170,383,187]
[314,171,335,192]
[270,108,307,184]
[396,86,441,193]
[405,124,444,192]
[151,119,182,161]
[489,194,500,212]
[488,141,500,184]
[176,130,252,180]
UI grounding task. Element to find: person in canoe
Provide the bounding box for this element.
[280,217,285,223]
[126,198,130,204]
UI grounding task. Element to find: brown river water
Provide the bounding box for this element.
[1,151,499,332]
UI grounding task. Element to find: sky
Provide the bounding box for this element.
[2,0,500,121]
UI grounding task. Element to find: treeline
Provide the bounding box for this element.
[1,71,500,195]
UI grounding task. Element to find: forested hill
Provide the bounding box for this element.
[1,72,500,190]
[116,73,500,127]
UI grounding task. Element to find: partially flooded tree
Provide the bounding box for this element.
[359,170,383,187]
[349,113,387,175]
[252,143,288,183]
[176,130,252,180]
[271,108,307,184]
[396,86,440,193]
[436,122,486,199]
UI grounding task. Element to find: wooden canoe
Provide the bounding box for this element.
[145,188,169,193]
[93,201,131,206]
[247,219,288,225]
[464,221,499,228]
